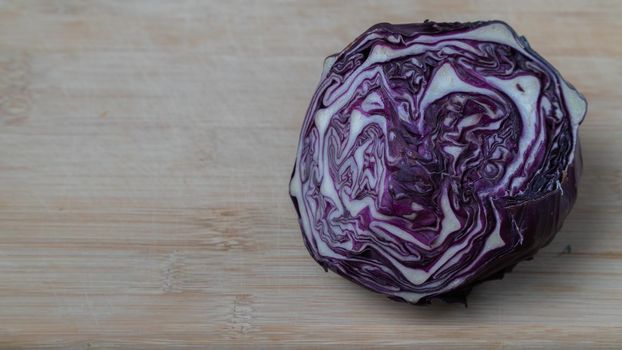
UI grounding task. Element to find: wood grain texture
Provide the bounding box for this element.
[0,0,620,349]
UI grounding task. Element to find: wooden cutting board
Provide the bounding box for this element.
[0,1,620,348]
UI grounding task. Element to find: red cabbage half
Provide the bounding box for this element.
[289,21,587,305]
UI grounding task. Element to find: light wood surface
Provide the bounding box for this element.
[0,1,620,349]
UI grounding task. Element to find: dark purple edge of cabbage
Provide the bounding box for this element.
[289,20,587,306]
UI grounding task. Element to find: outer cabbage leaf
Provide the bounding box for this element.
[289,21,587,305]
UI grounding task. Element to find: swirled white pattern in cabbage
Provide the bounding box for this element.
[290,21,587,304]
